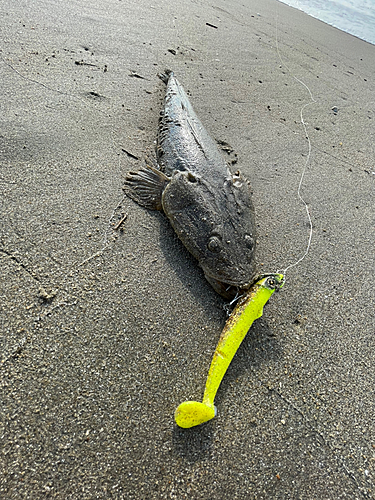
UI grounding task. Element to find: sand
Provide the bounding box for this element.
[1,0,374,498]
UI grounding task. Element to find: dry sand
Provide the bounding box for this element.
[1,0,374,498]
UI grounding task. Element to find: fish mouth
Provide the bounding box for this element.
[204,273,253,300]
[203,264,256,289]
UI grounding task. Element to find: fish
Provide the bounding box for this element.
[123,70,256,299]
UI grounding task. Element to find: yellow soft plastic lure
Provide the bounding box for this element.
[175,273,284,428]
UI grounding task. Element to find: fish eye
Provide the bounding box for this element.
[187,172,197,183]
[244,234,254,250]
[207,236,222,253]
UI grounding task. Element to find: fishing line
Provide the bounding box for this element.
[275,14,316,280]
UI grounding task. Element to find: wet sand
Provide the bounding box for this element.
[1,0,374,498]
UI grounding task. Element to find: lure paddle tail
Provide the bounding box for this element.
[175,273,284,428]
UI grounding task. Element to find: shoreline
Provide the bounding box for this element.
[277,0,375,46]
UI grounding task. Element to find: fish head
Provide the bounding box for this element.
[162,169,257,298]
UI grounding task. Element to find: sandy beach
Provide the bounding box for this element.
[1,0,374,498]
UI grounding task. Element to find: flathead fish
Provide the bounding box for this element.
[124,70,256,298]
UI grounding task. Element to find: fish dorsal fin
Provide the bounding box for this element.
[123,164,170,210]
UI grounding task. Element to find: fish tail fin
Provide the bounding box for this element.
[123,164,170,211]
[158,69,173,85]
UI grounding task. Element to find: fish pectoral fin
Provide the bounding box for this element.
[123,164,170,210]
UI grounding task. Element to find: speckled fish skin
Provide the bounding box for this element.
[125,71,256,298]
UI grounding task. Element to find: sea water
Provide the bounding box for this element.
[278,0,375,45]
